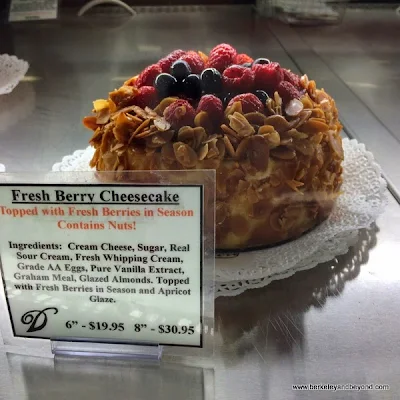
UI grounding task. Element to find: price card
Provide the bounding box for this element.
[9,0,58,22]
[0,172,215,352]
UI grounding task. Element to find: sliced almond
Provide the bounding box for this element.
[225,101,243,117]
[206,139,220,159]
[223,135,236,158]
[135,125,158,139]
[328,131,344,159]
[300,118,329,134]
[244,112,268,126]
[83,116,100,131]
[89,128,104,144]
[228,112,255,137]
[270,146,296,160]
[198,143,209,160]
[247,135,270,171]
[96,108,111,124]
[146,130,174,148]
[285,128,308,140]
[216,138,226,160]
[264,115,291,133]
[128,119,151,143]
[260,130,280,149]
[234,137,250,160]
[266,98,276,115]
[154,97,178,115]
[114,112,139,144]
[293,139,315,156]
[194,111,213,132]
[154,117,171,131]
[221,124,239,139]
[173,142,198,168]
[311,108,325,119]
[258,125,275,135]
[145,107,159,118]
[161,142,176,164]
[178,126,195,143]
[193,127,207,149]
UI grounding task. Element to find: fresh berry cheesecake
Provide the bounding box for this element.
[83,44,344,251]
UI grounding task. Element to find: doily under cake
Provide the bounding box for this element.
[52,138,388,297]
[0,54,29,95]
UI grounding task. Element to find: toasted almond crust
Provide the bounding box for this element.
[84,74,343,250]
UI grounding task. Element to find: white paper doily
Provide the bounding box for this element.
[0,54,29,95]
[52,138,388,297]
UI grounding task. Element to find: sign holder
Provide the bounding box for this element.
[0,170,215,363]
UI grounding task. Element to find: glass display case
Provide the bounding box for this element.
[0,1,399,399]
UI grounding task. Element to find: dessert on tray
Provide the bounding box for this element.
[83,44,344,251]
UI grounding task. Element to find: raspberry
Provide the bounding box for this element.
[212,43,237,58]
[179,51,205,75]
[228,93,263,114]
[277,81,301,103]
[207,43,237,73]
[223,65,255,92]
[133,86,158,109]
[196,95,223,124]
[163,99,196,129]
[283,68,301,88]
[158,49,186,73]
[136,64,162,88]
[235,53,254,65]
[252,62,284,92]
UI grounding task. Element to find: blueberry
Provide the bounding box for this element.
[154,73,178,98]
[200,68,223,95]
[253,58,270,65]
[254,90,270,104]
[242,62,252,68]
[182,74,202,100]
[223,92,236,107]
[171,60,191,81]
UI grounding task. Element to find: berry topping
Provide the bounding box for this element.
[158,49,186,73]
[228,93,264,113]
[235,53,254,65]
[196,95,223,124]
[163,99,196,129]
[207,43,237,73]
[200,68,223,95]
[182,74,202,100]
[277,81,301,103]
[223,92,236,107]
[180,51,205,75]
[223,65,255,92]
[154,73,178,99]
[254,90,270,105]
[136,64,162,88]
[253,58,270,65]
[252,62,284,92]
[133,86,158,109]
[198,51,209,65]
[283,68,301,89]
[171,60,192,81]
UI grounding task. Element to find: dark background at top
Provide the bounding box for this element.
[59,0,400,5]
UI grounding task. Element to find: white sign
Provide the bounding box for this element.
[9,0,58,22]
[0,184,203,347]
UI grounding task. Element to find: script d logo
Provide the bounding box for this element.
[21,307,58,333]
